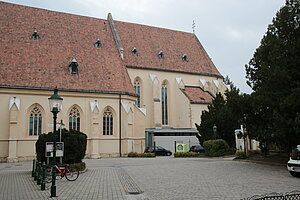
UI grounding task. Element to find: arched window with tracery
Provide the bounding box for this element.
[69,106,80,131]
[134,78,141,107]
[103,108,113,135]
[162,81,168,125]
[29,106,43,136]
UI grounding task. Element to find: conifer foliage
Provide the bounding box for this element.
[245,0,300,151]
[196,85,242,148]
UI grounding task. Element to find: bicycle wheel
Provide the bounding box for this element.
[65,167,79,181]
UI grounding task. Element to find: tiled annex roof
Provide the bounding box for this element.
[181,86,214,104]
[116,21,222,78]
[0,2,135,95]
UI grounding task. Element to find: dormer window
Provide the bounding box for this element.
[69,58,78,74]
[94,39,102,48]
[158,50,164,59]
[132,47,137,56]
[182,54,188,62]
[32,30,40,40]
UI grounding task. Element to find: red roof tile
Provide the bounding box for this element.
[181,86,214,104]
[115,21,222,77]
[0,2,223,96]
[0,2,134,95]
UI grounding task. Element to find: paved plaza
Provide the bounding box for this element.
[0,157,299,199]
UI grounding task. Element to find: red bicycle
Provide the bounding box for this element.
[45,164,79,182]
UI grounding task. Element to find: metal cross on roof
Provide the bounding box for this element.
[192,20,196,34]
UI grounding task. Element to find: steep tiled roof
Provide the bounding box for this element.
[0,2,223,96]
[115,21,222,77]
[181,86,214,104]
[0,2,135,95]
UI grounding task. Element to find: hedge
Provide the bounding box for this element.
[174,152,199,157]
[35,128,87,164]
[235,149,261,159]
[127,152,155,157]
[203,139,231,157]
[235,150,247,159]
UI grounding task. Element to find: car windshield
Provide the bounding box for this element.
[291,146,300,159]
[147,146,166,150]
[293,146,300,153]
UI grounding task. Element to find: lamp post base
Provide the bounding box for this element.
[51,185,56,197]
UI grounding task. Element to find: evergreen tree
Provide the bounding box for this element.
[196,85,242,148]
[245,0,300,151]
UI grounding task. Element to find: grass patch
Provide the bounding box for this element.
[246,153,289,165]
[234,150,289,165]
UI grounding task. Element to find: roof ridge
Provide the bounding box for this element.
[0,1,106,21]
[115,19,194,35]
[1,2,194,36]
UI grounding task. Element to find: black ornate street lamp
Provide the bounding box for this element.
[213,124,217,140]
[48,88,63,197]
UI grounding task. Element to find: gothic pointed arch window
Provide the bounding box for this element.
[162,80,168,125]
[29,106,43,136]
[103,107,113,135]
[134,78,141,107]
[69,106,80,131]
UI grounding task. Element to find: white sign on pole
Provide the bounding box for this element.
[48,123,64,128]
[45,142,64,157]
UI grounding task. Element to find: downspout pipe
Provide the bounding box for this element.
[119,94,122,157]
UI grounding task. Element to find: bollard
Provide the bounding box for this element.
[34,161,38,181]
[41,162,46,190]
[32,159,36,177]
[37,162,41,185]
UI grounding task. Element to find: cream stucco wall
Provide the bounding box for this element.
[0,88,146,162]
[0,68,227,162]
[191,104,210,126]
[127,68,227,129]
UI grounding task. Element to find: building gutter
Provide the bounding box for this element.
[0,85,138,97]
[126,65,224,79]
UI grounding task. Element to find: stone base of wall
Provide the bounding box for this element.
[0,156,36,163]
[1,153,128,163]
[98,153,120,158]
[7,157,18,163]
[0,157,8,163]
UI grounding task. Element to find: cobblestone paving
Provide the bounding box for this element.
[0,157,299,200]
[0,162,144,200]
[90,157,300,200]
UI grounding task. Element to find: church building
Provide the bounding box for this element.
[0,2,228,162]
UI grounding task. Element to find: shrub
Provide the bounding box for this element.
[70,162,86,171]
[36,128,87,164]
[235,150,247,159]
[248,150,261,156]
[140,153,155,157]
[203,139,231,157]
[174,152,199,157]
[128,152,139,157]
[127,152,155,157]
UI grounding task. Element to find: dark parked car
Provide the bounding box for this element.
[189,145,205,153]
[144,146,172,156]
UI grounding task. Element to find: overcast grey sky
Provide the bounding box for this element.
[2,0,285,93]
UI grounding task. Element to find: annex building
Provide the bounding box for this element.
[0,2,228,162]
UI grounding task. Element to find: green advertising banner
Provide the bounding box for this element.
[176,143,189,152]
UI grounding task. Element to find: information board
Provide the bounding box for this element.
[45,142,64,157]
